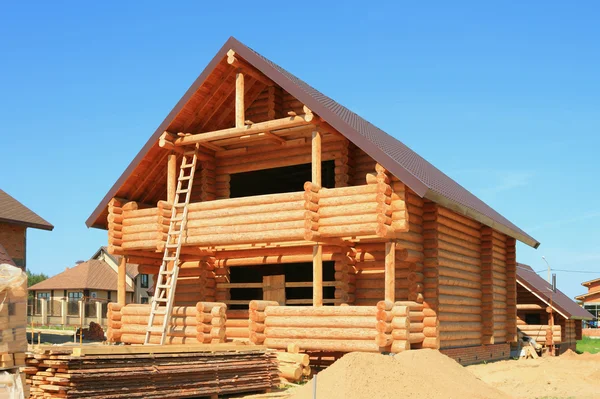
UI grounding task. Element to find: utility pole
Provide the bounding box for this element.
[542,256,551,283]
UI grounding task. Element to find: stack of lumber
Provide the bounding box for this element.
[261,304,382,352]
[0,264,28,398]
[275,351,310,382]
[23,344,279,398]
[226,309,250,340]
[107,302,227,344]
[518,325,561,344]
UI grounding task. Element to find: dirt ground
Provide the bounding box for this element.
[284,349,600,399]
[469,350,600,399]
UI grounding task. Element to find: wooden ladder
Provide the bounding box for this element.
[144,145,199,345]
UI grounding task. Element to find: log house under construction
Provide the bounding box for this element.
[87,37,540,359]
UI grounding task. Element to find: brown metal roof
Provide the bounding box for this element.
[0,244,16,267]
[517,263,594,320]
[28,259,134,292]
[85,37,539,248]
[0,189,53,230]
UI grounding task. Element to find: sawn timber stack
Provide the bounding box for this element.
[24,344,279,398]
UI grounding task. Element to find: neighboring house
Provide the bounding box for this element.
[28,247,153,314]
[0,189,53,269]
[517,263,594,353]
[575,277,600,328]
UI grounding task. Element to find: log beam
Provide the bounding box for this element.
[385,241,396,302]
[118,255,127,306]
[167,153,177,204]
[235,71,245,128]
[312,130,322,186]
[174,115,314,146]
[313,244,323,306]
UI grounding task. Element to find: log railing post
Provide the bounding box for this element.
[385,242,396,303]
[118,256,127,306]
[167,152,177,204]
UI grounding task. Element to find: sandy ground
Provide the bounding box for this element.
[282,350,600,399]
[469,350,600,399]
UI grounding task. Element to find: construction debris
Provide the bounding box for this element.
[75,321,105,341]
[24,344,279,398]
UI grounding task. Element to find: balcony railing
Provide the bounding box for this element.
[108,179,404,252]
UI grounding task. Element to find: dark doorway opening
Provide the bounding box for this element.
[230,161,335,198]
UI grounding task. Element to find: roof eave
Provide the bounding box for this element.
[0,217,54,231]
[423,189,540,248]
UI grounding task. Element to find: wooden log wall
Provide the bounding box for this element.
[436,208,483,349]
[261,305,382,352]
[107,198,124,254]
[518,324,561,343]
[334,248,356,305]
[421,201,440,349]
[191,157,217,202]
[489,228,509,343]
[249,300,278,345]
[225,309,250,340]
[106,302,226,344]
[354,243,410,306]
[505,237,517,342]
[245,86,284,123]
[350,145,376,186]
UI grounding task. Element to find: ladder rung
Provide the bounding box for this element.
[173,203,186,208]
[157,284,171,289]
[176,189,190,194]
[152,309,167,315]
[147,327,164,333]
[161,264,175,269]
[179,176,192,181]
[154,298,168,302]
[165,243,179,248]
[184,150,197,155]
[171,217,184,222]
[181,162,194,168]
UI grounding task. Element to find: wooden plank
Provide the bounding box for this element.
[118,256,127,306]
[70,343,266,357]
[263,275,286,305]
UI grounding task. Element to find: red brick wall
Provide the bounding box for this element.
[0,222,26,268]
[440,343,510,365]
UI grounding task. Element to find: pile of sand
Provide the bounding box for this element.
[469,350,600,399]
[290,350,510,399]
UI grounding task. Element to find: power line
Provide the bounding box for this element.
[551,269,600,274]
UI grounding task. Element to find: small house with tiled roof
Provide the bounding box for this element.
[86,37,540,361]
[0,189,53,269]
[517,263,593,353]
[29,247,153,315]
[575,277,600,328]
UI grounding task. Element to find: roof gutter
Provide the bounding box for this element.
[424,189,540,249]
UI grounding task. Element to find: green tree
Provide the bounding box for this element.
[27,270,49,287]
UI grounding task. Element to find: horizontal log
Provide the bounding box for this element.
[264,338,381,352]
[264,306,377,317]
[265,315,376,328]
[264,327,377,340]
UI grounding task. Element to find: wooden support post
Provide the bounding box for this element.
[313,245,323,306]
[385,241,396,302]
[312,129,323,306]
[167,152,177,204]
[118,255,127,306]
[235,71,245,128]
[312,130,322,186]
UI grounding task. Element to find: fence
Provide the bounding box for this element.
[27,298,109,328]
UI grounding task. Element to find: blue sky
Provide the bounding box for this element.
[1,1,598,299]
